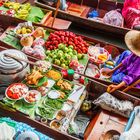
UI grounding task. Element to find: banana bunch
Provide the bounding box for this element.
[16,27,32,34]
[4,2,31,20]
[15,3,31,20]
[4,2,20,11]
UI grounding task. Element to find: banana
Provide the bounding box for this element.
[18,9,28,14]
[22,27,27,34]
[4,2,31,20]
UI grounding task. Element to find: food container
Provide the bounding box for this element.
[50,120,61,130]
[48,90,60,99]
[56,110,66,120]
[14,21,34,38]
[17,131,39,140]
[0,49,29,85]
[24,90,41,104]
[85,63,100,78]
[62,102,72,112]
[5,83,28,101]
[36,106,57,120]
[100,68,112,79]
[88,45,109,64]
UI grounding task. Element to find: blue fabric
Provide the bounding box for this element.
[88,10,99,18]
[111,69,126,83]
[111,50,131,83]
[0,117,54,140]
[115,50,131,66]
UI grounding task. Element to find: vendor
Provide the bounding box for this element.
[104,30,140,93]
[122,0,140,29]
[45,0,67,11]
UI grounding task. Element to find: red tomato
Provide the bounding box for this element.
[61,36,65,42]
[70,32,75,38]
[65,37,68,42]
[7,91,13,98]
[52,38,57,41]
[13,94,19,99]
[54,31,59,35]
[78,49,82,53]
[49,45,54,50]
[74,40,78,45]
[61,31,65,36]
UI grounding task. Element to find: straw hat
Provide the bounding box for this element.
[125,30,140,57]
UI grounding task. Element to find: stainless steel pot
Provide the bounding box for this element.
[0,49,30,85]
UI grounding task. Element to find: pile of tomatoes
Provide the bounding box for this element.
[45,31,89,54]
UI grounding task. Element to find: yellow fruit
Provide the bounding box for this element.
[106,61,114,66]
[21,27,27,34]
[16,29,21,34]
[26,28,32,33]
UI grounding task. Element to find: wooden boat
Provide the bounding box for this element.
[0,15,139,98]
[34,0,130,36]
[0,2,71,30]
[0,45,140,140]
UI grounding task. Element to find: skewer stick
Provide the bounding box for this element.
[51,0,61,28]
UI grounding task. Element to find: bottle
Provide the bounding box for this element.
[61,69,68,79]
[67,69,74,81]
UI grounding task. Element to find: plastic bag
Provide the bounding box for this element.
[103,10,123,27]
[93,92,134,117]
[120,106,140,140]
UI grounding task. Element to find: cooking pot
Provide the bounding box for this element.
[0,49,29,85]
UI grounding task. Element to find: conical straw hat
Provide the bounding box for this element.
[125,30,140,57]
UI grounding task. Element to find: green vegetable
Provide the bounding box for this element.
[44,98,63,110]
[37,107,55,119]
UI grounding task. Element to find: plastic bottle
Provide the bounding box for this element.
[67,69,74,81]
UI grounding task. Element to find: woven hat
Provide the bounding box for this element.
[125,30,140,57]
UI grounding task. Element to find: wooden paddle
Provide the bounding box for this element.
[80,0,83,6]
[123,79,140,92]
[51,0,61,28]
[96,0,101,12]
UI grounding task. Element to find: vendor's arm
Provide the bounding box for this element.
[123,74,139,86]
[107,81,126,93]
[113,62,123,72]
[107,74,140,93]
[104,62,123,76]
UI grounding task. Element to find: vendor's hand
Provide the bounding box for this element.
[101,68,114,77]
[107,84,119,93]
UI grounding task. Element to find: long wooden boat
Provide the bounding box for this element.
[0,2,71,30]
[34,0,131,36]
[0,45,140,140]
[0,15,139,98]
